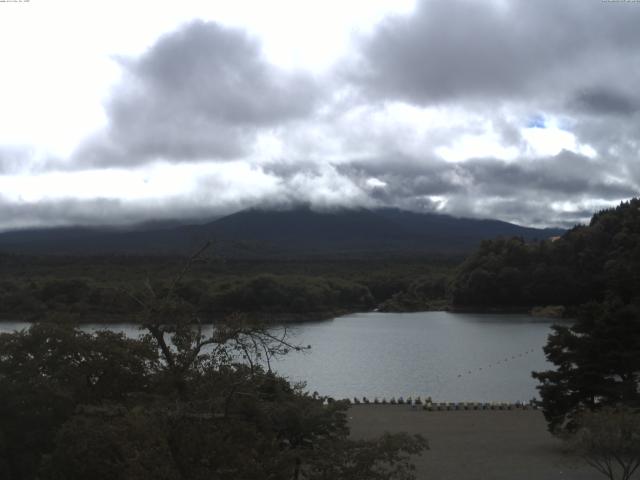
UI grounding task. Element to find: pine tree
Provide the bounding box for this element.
[533,302,640,433]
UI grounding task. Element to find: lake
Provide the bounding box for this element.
[0,311,563,403]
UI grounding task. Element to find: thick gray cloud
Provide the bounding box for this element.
[334,149,638,227]
[3,2,640,231]
[460,153,634,199]
[570,87,640,116]
[351,0,640,105]
[75,20,320,167]
[324,0,640,225]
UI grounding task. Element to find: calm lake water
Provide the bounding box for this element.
[0,311,564,402]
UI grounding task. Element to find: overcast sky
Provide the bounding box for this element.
[1,0,639,231]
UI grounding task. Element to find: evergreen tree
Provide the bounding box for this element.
[533,302,640,433]
[452,198,640,310]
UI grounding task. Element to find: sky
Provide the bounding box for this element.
[1,0,639,231]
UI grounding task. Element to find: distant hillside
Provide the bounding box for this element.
[451,198,640,310]
[0,206,563,256]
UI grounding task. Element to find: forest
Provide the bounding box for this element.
[0,254,456,322]
[451,198,640,311]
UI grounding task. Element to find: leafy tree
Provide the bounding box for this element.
[0,245,427,479]
[43,408,179,480]
[0,323,158,480]
[532,302,640,433]
[208,274,374,314]
[566,407,640,480]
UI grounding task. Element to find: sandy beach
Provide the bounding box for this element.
[348,405,603,480]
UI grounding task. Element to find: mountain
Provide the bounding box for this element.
[0,206,564,256]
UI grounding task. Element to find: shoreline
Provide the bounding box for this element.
[0,308,568,329]
[0,305,574,324]
[0,309,352,325]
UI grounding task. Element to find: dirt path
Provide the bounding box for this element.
[348,406,603,480]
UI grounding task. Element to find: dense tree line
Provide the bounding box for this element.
[0,275,373,320]
[205,275,374,313]
[452,198,640,310]
[377,275,449,312]
[0,256,456,321]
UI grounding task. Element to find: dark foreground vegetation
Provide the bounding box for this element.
[0,263,427,480]
[0,254,456,322]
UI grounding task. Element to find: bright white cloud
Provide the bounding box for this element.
[436,134,519,163]
[522,121,598,159]
[366,177,387,188]
[0,161,279,203]
[0,0,416,164]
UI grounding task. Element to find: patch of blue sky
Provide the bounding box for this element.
[527,114,546,129]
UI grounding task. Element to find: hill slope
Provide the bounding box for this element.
[451,198,640,309]
[0,206,563,256]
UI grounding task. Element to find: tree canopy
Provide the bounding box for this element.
[566,407,640,480]
[532,302,640,433]
[0,249,427,479]
[452,198,640,310]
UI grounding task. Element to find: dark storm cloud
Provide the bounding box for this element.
[570,87,640,116]
[446,197,589,228]
[337,154,460,197]
[351,0,640,105]
[334,150,638,226]
[75,20,320,167]
[261,159,323,181]
[322,0,640,225]
[460,153,636,199]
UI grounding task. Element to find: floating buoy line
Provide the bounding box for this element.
[340,396,538,411]
[314,347,542,410]
[455,348,538,379]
